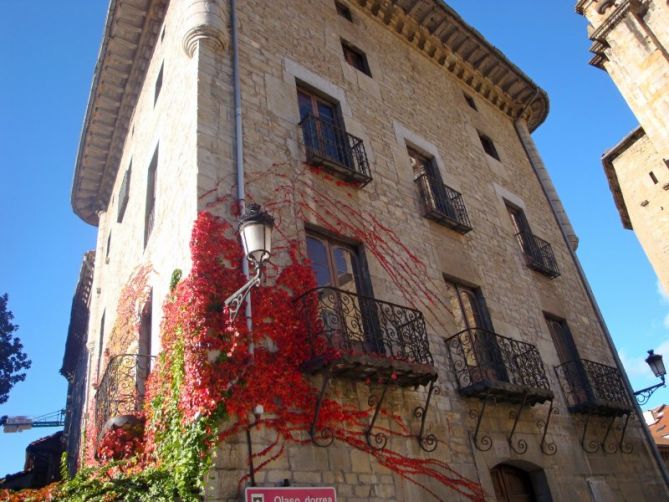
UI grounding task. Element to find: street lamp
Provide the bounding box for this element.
[224,204,274,322]
[634,350,667,405]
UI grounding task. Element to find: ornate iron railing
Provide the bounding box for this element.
[94,354,153,439]
[299,114,371,185]
[295,287,434,368]
[555,359,631,415]
[515,231,560,278]
[445,328,551,395]
[415,173,472,233]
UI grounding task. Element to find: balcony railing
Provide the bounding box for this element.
[299,114,372,186]
[515,231,560,278]
[295,287,437,387]
[95,354,153,439]
[445,328,553,405]
[415,173,472,234]
[555,359,632,416]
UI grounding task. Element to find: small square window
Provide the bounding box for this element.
[478,132,500,161]
[154,63,164,106]
[464,93,477,111]
[335,1,353,21]
[342,41,371,77]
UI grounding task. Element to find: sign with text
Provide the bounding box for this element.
[245,487,336,502]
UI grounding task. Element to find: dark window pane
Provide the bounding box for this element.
[306,236,332,287]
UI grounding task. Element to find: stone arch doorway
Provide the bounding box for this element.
[490,462,552,502]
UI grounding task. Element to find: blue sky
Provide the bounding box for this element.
[0,1,667,477]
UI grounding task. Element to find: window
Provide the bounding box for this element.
[444,278,505,381]
[105,232,111,262]
[464,93,477,110]
[506,201,559,277]
[96,310,106,381]
[306,231,383,353]
[341,41,371,77]
[335,1,353,21]
[544,315,580,365]
[478,132,500,161]
[444,279,493,333]
[298,87,348,166]
[117,162,132,223]
[154,63,164,105]
[306,232,365,293]
[409,148,449,214]
[137,292,153,394]
[144,146,158,247]
[506,202,535,255]
[650,171,658,184]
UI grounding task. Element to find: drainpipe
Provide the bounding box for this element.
[230,0,253,356]
[514,115,669,492]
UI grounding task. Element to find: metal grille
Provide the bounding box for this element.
[415,173,472,233]
[295,287,434,367]
[515,231,560,278]
[555,359,631,413]
[95,354,153,439]
[299,114,371,184]
[446,328,551,392]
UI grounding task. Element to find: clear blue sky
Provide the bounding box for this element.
[0,1,666,477]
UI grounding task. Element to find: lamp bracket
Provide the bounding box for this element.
[634,379,666,406]
[224,265,263,322]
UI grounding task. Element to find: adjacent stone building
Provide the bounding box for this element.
[576,0,669,294]
[67,0,668,500]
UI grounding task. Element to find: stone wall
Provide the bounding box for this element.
[84,0,199,408]
[610,132,669,294]
[194,1,666,500]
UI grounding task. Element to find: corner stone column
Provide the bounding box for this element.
[182,0,228,58]
[515,117,579,250]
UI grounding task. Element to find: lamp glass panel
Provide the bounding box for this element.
[240,221,269,263]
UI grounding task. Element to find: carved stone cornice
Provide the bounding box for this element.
[72,0,168,226]
[577,0,649,69]
[355,0,549,131]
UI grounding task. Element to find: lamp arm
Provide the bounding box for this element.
[634,379,667,406]
[224,265,263,322]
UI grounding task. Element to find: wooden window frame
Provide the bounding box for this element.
[341,40,372,77]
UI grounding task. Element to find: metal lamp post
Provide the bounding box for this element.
[224,204,274,322]
[634,350,667,405]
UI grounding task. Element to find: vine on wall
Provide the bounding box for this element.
[3,203,484,501]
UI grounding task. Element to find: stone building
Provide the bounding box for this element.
[60,250,95,476]
[576,0,669,294]
[68,0,667,500]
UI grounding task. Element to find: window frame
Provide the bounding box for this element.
[478,132,500,161]
[144,146,159,248]
[341,40,372,77]
[464,93,477,111]
[335,1,353,21]
[117,162,132,223]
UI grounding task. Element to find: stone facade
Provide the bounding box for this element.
[577,0,669,293]
[70,0,667,500]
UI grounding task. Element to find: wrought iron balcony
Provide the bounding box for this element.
[95,354,153,440]
[295,287,437,387]
[515,231,560,278]
[299,114,372,186]
[415,173,472,234]
[445,328,553,405]
[555,359,632,416]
